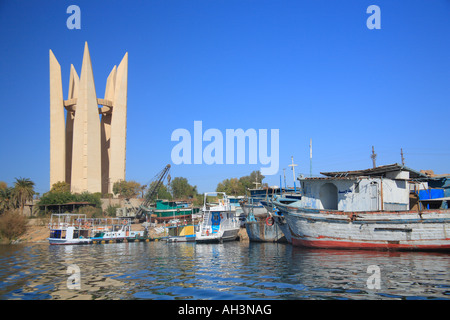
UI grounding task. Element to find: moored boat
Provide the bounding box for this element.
[261,195,301,244]
[162,213,199,242]
[239,188,275,218]
[163,224,197,242]
[277,164,450,250]
[241,187,300,242]
[196,192,240,243]
[90,218,144,242]
[148,199,201,223]
[48,214,92,245]
[278,205,450,250]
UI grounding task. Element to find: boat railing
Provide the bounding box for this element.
[49,213,88,229]
[202,192,231,211]
[218,213,240,233]
[49,215,131,231]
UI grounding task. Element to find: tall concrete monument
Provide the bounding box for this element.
[49,42,128,195]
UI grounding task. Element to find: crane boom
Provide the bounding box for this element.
[135,164,171,220]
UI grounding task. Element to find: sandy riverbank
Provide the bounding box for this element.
[7,219,249,244]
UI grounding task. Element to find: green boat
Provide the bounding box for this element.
[148,199,200,222]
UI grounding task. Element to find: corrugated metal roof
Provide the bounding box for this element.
[302,177,358,181]
[320,163,428,179]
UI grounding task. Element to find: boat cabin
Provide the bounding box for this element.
[48,213,92,245]
[298,164,428,212]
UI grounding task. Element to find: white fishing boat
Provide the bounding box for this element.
[90,218,144,243]
[196,192,240,243]
[48,213,92,245]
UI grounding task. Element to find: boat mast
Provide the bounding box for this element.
[289,156,298,192]
[253,171,261,189]
[371,146,377,168]
[310,139,312,178]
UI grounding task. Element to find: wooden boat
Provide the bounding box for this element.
[241,187,300,242]
[149,199,200,222]
[276,204,450,250]
[196,192,240,243]
[90,218,144,242]
[261,195,301,244]
[274,164,450,251]
[48,214,92,245]
[163,224,197,242]
[245,198,286,243]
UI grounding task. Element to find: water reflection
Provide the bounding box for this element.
[288,247,450,299]
[0,242,448,300]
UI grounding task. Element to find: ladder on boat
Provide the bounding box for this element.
[200,209,211,235]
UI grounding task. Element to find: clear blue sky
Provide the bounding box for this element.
[0,0,449,195]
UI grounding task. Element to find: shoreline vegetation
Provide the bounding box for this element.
[0,171,261,245]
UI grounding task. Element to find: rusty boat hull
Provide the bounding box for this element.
[277,204,450,250]
[245,217,287,243]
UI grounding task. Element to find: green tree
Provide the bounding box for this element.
[216,178,244,195]
[193,193,204,206]
[216,179,230,194]
[104,204,120,217]
[216,171,265,196]
[139,184,147,198]
[141,182,173,202]
[74,192,102,208]
[239,170,265,191]
[38,190,102,213]
[12,177,35,215]
[38,191,74,205]
[50,181,71,193]
[0,187,14,215]
[170,177,197,199]
[159,183,173,200]
[112,180,141,200]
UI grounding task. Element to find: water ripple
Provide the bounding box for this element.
[0,242,449,300]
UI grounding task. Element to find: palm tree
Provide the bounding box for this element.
[12,177,35,215]
[0,187,13,214]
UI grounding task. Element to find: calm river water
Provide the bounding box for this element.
[0,241,449,300]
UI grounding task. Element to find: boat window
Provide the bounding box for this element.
[50,230,61,239]
[395,180,406,189]
[319,183,338,210]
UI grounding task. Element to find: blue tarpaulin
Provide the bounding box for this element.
[419,189,444,200]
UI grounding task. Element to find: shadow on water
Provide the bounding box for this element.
[0,242,449,300]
